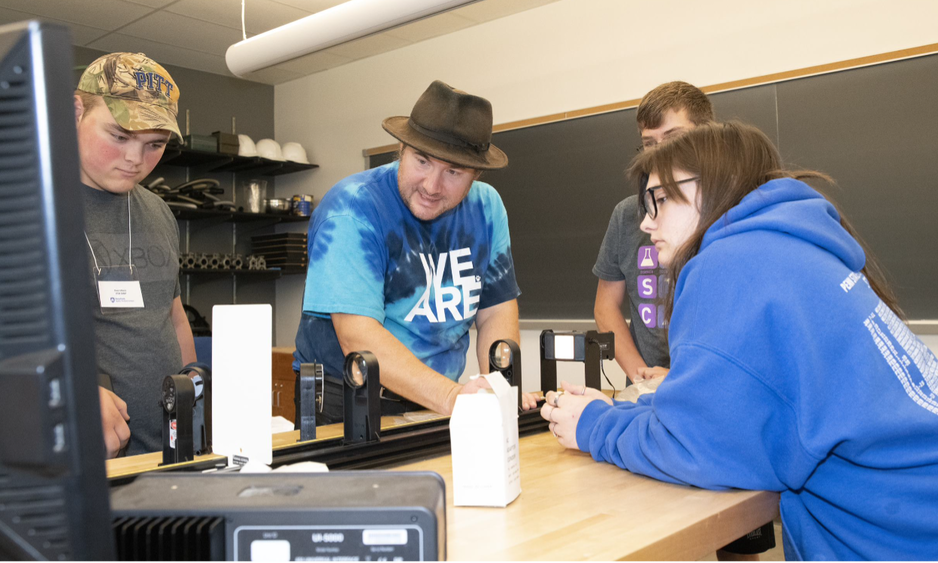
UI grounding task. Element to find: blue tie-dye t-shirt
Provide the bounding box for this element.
[293,161,520,380]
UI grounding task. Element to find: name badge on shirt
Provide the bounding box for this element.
[98,280,145,308]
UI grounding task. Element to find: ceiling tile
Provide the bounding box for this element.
[0,7,110,46]
[453,0,560,23]
[0,0,152,30]
[122,0,178,7]
[119,10,243,55]
[274,49,352,74]
[88,32,231,76]
[327,31,411,60]
[239,66,305,85]
[0,6,31,26]
[268,0,344,13]
[167,0,312,34]
[0,0,562,82]
[384,12,474,43]
[61,22,113,46]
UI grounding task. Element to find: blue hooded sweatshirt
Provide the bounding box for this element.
[576,178,938,560]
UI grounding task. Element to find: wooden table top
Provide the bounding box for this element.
[391,431,779,561]
[107,411,779,561]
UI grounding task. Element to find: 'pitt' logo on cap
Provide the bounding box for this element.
[133,71,174,97]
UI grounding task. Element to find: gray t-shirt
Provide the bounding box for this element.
[82,184,182,456]
[592,195,670,369]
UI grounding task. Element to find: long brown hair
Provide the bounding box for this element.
[628,121,903,323]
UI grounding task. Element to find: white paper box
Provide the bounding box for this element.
[212,304,272,466]
[450,372,521,507]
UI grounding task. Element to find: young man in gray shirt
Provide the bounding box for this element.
[75,53,196,457]
[593,81,775,560]
[593,81,713,382]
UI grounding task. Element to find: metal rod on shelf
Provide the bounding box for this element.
[184,222,191,305]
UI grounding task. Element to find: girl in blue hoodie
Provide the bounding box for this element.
[542,122,938,560]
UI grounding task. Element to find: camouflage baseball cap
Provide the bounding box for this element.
[77,52,182,141]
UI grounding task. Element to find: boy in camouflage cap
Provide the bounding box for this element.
[77,51,182,142]
[75,52,196,458]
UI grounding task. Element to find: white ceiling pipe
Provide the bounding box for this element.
[226,0,480,77]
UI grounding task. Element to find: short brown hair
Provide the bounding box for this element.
[74,89,101,115]
[636,81,714,131]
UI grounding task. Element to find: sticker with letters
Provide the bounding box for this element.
[637,274,658,299]
[639,303,657,328]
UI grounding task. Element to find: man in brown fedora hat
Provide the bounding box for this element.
[75,52,196,458]
[294,80,536,421]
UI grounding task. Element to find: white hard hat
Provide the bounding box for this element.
[256,138,284,161]
[282,142,309,164]
[238,134,257,157]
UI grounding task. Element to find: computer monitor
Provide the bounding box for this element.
[0,20,114,560]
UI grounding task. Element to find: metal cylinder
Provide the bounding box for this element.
[292,194,313,216]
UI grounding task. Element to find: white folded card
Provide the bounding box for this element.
[449,372,521,507]
[212,304,272,467]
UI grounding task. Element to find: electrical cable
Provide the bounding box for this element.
[589,337,620,397]
[600,359,619,397]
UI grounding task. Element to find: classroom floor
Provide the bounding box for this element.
[699,519,785,561]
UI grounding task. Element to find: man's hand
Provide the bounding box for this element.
[635,366,669,381]
[595,279,650,381]
[99,387,130,458]
[520,392,539,411]
[458,375,492,396]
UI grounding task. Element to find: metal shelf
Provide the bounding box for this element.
[180,268,282,279]
[179,267,306,278]
[158,147,231,168]
[170,207,310,223]
[159,146,318,175]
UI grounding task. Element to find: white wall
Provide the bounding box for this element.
[271,0,938,384]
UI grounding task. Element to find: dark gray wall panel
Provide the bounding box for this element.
[484,110,638,319]
[711,83,779,147]
[776,55,938,318]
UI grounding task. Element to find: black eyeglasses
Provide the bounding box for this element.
[640,177,699,219]
[635,139,659,153]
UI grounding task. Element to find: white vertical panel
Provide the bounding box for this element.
[212,304,273,465]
